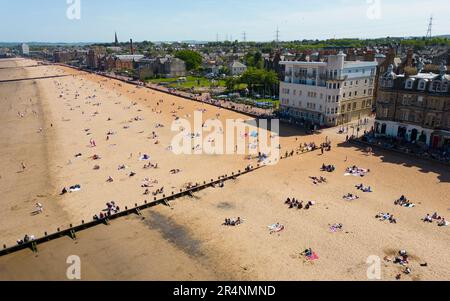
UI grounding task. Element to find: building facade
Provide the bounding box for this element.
[137,57,187,79]
[103,54,145,71]
[228,61,247,76]
[279,52,378,127]
[20,43,30,56]
[375,63,450,149]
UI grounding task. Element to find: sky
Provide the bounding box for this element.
[0,0,450,43]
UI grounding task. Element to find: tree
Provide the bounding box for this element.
[225,77,238,91]
[175,50,202,71]
[240,68,278,96]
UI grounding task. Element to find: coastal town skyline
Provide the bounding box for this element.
[1,0,450,43]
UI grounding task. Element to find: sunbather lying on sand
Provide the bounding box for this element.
[223,217,243,227]
[343,193,359,201]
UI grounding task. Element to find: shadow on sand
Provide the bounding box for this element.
[337,141,450,184]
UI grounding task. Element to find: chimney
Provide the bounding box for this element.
[406,49,414,67]
[130,39,134,55]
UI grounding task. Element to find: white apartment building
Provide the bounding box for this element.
[279,52,378,127]
[20,43,30,56]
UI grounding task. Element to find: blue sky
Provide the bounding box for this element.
[0,0,449,42]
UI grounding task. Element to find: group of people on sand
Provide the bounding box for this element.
[394,195,415,208]
[17,234,36,245]
[93,202,120,220]
[345,166,370,177]
[310,176,327,185]
[143,162,158,169]
[152,187,164,196]
[384,250,416,279]
[343,193,359,201]
[423,213,448,226]
[301,142,317,152]
[321,164,335,173]
[329,223,343,232]
[60,184,81,195]
[376,212,397,224]
[284,198,316,210]
[170,169,182,175]
[223,217,242,227]
[356,184,372,193]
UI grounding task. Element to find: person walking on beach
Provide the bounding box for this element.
[21,162,26,172]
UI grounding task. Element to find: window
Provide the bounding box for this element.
[405,79,414,89]
[431,81,440,92]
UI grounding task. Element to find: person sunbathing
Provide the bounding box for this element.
[344,193,359,201]
[389,215,397,224]
[423,214,433,223]
[362,186,372,193]
[438,218,449,227]
[301,248,313,257]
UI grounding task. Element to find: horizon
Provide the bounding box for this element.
[2,35,450,46]
[1,0,450,43]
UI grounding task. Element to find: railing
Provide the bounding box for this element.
[319,74,348,81]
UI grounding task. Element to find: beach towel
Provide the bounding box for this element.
[268,224,285,233]
[306,252,319,261]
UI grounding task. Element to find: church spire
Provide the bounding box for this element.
[114,32,119,46]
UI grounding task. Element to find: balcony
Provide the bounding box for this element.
[319,74,348,81]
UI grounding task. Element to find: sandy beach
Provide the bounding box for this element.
[0,58,448,281]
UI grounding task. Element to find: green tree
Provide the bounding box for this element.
[175,50,202,71]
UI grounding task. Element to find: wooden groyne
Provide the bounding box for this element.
[0,74,69,84]
[0,147,319,257]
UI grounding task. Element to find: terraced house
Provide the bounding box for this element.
[375,62,450,149]
[279,52,377,127]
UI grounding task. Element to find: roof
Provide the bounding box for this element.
[114,54,145,62]
[229,61,247,68]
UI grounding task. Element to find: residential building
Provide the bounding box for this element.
[374,62,450,149]
[104,54,145,70]
[20,43,30,56]
[137,56,186,79]
[279,52,378,127]
[228,61,247,76]
[87,46,106,69]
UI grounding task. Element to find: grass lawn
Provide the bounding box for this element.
[148,76,226,89]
